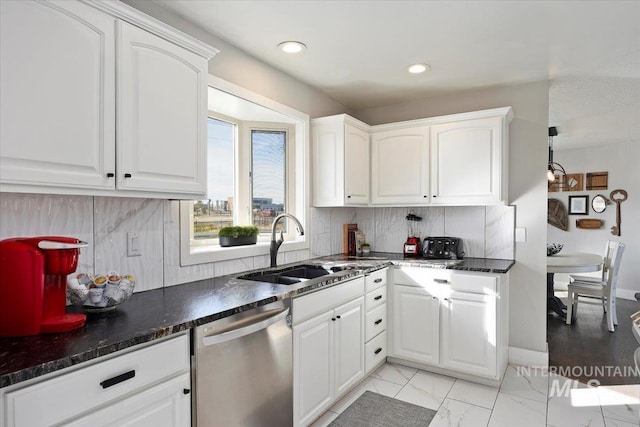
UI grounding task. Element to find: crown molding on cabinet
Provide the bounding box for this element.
[83,0,219,59]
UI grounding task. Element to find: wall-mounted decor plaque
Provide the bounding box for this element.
[586,171,608,190]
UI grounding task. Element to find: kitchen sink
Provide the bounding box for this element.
[241,273,302,285]
[278,265,332,279]
[238,264,332,285]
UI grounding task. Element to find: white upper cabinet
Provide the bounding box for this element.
[312,107,512,207]
[371,126,430,205]
[0,0,217,198]
[430,116,507,205]
[0,0,116,191]
[312,115,370,206]
[117,21,208,195]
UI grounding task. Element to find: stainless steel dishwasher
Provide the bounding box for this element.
[193,299,292,427]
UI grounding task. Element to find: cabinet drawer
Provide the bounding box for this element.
[393,267,451,287]
[365,286,387,311]
[450,272,497,295]
[292,277,365,325]
[365,330,387,374]
[365,268,387,293]
[4,334,189,427]
[365,303,387,342]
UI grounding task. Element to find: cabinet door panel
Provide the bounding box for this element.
[344,124,370,204]
[293,312,334,427]
[441,291,496,378]
[334,297,365,396]
[0,0,115,190]
[65,374,191,427]
[391,285,439,364]
[371,127,429,205]
[117,21,207,196]
[311,124,344,206]
[431,117,502,204]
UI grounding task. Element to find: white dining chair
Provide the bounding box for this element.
[566,242,625,332]
[569,240,618,284]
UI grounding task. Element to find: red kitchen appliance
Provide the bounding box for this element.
[403,236,422,257]
[0,236,88,336]
[403,212,422,257]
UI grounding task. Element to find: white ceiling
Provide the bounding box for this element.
[154,0,640,151]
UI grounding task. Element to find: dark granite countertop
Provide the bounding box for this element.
[315,253,514,274]
[0,253,513,388]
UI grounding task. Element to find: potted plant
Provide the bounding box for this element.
[218,226,259,247]
[361,242,371,255]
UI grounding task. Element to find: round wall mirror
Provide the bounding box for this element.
[592,195,607,213]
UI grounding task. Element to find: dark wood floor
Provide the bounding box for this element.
[548,296,640,385]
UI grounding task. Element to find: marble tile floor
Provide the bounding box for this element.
[310,363,640,427]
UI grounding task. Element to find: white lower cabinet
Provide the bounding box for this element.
[391,285,440,365]
[363,268,388,374]
[293,277,365,427]
[65,374,191,427]
[1,334,191,427]
[440,291,497,378]
[389,267,508,382]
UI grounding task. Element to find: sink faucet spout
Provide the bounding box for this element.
[270,213,305,267]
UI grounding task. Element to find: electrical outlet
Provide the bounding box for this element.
[127,232,141,257]
[515,227,527,243]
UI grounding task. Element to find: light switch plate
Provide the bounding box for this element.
[515,227,526,243]
[127,232,141,257]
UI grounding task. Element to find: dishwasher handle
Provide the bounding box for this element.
[201,307,290,347]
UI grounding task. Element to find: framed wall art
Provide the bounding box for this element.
[568,195,589,215]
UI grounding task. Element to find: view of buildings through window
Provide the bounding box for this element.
[193,117,287,240]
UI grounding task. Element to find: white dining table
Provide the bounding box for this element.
[547,252,604,273]
[547,252,603,317]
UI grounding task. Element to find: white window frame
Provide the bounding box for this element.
[179,75,309,266]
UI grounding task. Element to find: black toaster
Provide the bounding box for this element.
[422,237,464,259]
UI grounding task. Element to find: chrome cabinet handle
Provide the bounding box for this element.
[434,278,449,284]
[374,278,382,283]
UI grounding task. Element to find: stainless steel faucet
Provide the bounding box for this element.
[270,213,305,267]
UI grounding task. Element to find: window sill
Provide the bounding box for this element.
[180,239,308,266]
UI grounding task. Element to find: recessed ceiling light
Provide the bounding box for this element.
[278,41,306,54]
[408,63,431,74]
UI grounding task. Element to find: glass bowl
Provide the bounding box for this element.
[67,272,135,313]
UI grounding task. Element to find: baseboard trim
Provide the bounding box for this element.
[616,289,639,301]
[508,345,549,368]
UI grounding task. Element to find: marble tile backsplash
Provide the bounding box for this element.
[0,193,95,274]
[0,193,515,294]
[312,205,515,259]
[94,197,164,293]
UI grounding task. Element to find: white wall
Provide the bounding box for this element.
[355,81,550,355]
[547,141,640,299]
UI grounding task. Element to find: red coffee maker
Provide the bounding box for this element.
[0,236,88,336]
